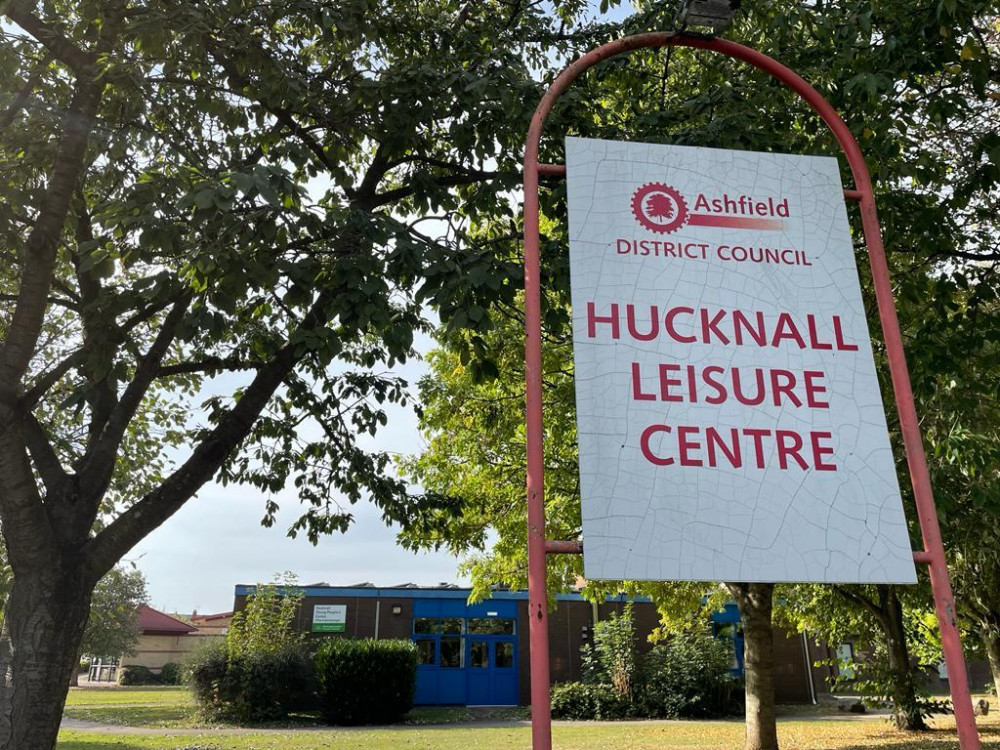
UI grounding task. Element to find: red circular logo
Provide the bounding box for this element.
[631,183,689,234]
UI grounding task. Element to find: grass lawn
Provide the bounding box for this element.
[63,687,529,728]
[60,686,1000,749]
[64,687,197,728]
[56,714,1000,750]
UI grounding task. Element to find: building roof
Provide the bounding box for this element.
[190,611,233,623]
[233,583,651,604]
[137,605,198,635]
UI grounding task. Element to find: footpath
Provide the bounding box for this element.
[60,712,889,737]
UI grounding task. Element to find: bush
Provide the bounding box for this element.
[551,682,630,720]
[582,604,638,702]
[188,642,315,723]
[159,662,182,685]
[639,633,740,719]
[314,638,416,725]
[118,664,159,686]
[227,573,304,659]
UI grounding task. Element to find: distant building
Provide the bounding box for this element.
[189,611,234,637]
[232,582,838,707]
[122,605,221,676]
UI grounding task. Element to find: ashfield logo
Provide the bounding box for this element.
[631,183,689,234]
[630,183,789,234]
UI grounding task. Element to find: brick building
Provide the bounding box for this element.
[232,582,847,706]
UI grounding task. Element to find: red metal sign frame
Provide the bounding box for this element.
[522,31,981,750]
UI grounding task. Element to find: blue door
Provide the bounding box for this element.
[412,599,519,706]
[413,613,466,705]
[467,636,518,706]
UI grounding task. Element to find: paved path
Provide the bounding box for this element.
[61,712,890,736]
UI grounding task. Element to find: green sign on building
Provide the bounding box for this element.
[312,604,347,633]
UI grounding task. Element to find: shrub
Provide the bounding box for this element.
[118,664,159,686]
[639,633,740,719]
[159,662,182,685]
[551,682,630,720]
[582,604,638,702]
[314,638,416,725]
[227,573,304,660]
[188,641,315,723]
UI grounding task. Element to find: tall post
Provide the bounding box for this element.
[523,119,552,750]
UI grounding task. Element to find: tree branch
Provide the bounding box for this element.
[363,170,515,210]
[156,357,264,378]
[352,141,392,201]
[832,585,886,623]
[21,350,87,409]
[20,294,184,411]
[0,56,104,389]
[0,50,53,129]
[71,198,120,449]
[3,3,96,73]
[20,411,69,498]
[83,289,339,582]
[0,417,57,572]
[0,293,79,312]
[206,39,340,174]
[77,296,193,503]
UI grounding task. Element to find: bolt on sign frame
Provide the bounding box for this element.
[522,31,982,750]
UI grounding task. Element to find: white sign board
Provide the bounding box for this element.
[566,136,916,584]
[312,604,347,633]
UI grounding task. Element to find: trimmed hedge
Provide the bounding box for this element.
[314,638,416,725]
[187,643,315,723]
[159,662,182,685]
[118,665,157,686]
[551,682,631,720]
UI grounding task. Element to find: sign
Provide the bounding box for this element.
[312,604,347,633]
[565,136,916,584]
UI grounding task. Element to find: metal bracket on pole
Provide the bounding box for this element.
[523,31,981,750]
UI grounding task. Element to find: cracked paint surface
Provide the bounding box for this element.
[565,136,917,584]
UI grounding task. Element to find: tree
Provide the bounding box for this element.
[953,540,1000,697]
[0,2,608,747]
[777,582,946,730]
[72,565,148,686]
[909,275,1000,698]
[402,4,1000,750]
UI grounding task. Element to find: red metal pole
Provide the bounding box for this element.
[523,31,980,750]
[523,102,552,750]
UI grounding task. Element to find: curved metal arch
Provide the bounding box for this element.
[522,31,980,750]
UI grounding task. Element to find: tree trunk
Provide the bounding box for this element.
[880,585,927,731]
[983,628,1000,699]
[729,582,779,750]
[0,569,92,750]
